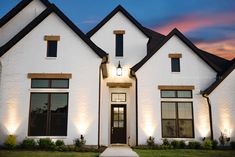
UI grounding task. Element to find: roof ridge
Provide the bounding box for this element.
[0,0,51,28]
[86,5,149,38]
[0,3,107,58]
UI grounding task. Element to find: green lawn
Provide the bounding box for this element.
[134,149,235,157]
[1,150,235,157]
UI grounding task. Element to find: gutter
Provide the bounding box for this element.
[202,94,214,140]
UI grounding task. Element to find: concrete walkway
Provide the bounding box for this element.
[99,145,139,157]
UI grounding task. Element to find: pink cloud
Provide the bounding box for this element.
[196,39,235,60]
[154,11,235,35]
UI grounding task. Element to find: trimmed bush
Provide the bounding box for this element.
[212,140,218,149]
[21,138,36,149]
[55,140,65,147]
[4,135,17,150]
[171,140,180,149]
[188,141,201,149]
[203,139,213,150]
[162,138,170,146]
[37,138,55,150]
[179,140,186,149]
[74,135,86,147]
[147,136,155,146]
[230,141,235,149]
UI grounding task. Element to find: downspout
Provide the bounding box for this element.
[131,71,138,146]
[98,56,108,148]
[202,94,214,140]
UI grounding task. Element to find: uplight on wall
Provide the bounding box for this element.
[116,61,122,76]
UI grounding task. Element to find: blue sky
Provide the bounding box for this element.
[0,0,235,59]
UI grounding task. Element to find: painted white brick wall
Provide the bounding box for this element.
[136,35,217,144]
[209,69,235,142]
[0,0,46,46]
[0,13,102,145]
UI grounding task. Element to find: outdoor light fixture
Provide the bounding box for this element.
[116,61,122,76]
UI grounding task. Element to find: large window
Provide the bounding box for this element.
[161,102,194,138]
[28,93,68,136]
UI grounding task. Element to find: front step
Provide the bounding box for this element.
[99,145,139,157]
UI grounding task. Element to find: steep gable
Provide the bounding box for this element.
[86,5,149,38]
[131,28,230,74]
[0,4,107,59]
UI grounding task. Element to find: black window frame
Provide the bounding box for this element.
[31,79,69,89]
[161,90,192,98]
[28,92,69,136]
[161,101,194,138]
[115,34,124,57]
[171,58,180,72]
[47,40,58,57]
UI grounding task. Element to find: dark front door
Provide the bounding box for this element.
[111,104,126,144]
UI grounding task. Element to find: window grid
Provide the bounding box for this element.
[161,102,194,138]
[31,79,69,89]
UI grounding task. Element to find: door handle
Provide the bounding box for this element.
[112,127,114,134]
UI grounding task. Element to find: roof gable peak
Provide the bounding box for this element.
[86,5,149,38]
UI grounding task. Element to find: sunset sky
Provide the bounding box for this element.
[1,0,235,60]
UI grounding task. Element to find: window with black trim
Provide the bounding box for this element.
[31,79,69,88]
[171,58,180,72]
[161,102,194,138]
[47,40,57,57]
[116,34,123,57]
[28,93,68,136]
[161,90,192,98]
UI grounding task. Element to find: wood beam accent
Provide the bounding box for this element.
[28,73,72,79]
[101,63,108,78]
[168,53,182,58]
[44,35,60,41]
[158,85,195,90]
[113,30,125,34]
[107,82,132,88]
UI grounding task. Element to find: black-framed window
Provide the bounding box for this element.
[171,58,180,72]
[47,41,57,57]
[161,90,192,98]
[111,93,126,102]
[161,102,194,138]
[31,79,69,88]
[116,34,123,57]
[28,93,68,136]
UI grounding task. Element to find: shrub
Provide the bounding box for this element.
[55,140,65,147]
[212,140,218,149]
[21,138,36,149]
[203,139,213,150]
[147,136,155,146]
[171,140,180,149]
[188,141,201,149]
[230,141,235,149]
[179,140,186,149]
[219,132,226,146]
[4,135,17,150]
[37,138,55,150]
[74,135,86,147]
[162,138,170,146]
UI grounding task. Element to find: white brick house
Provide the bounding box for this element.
[0,0,234,147]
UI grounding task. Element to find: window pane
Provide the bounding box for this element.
[114,113,118,120]
[31,79,50,88]
[119,114,124,120]
[179,120,193,138]
[178,102,192,119]
[114,121,118,127]
[29,93,48,136]
[119,121,124,128]
[177,91,192,98]
[47,41,57,57]
[51,79,69,88]
[162,102,176,119]
[171,58,180,72]
[162,120,176,137]
[50,93,68,136]
[161,90,176,98]
[116,34,123,57]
